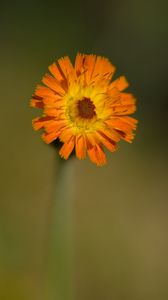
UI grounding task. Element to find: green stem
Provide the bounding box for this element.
[46,157,75,300]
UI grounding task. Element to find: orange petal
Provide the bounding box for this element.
[87,144,106,166]
[59,139,75,160]
[75,53,85,76]
[30,95,44,108]
[95,144,107,166]
[42,74,65,95]
[96,131,117,152]
[111,104,136,115]
[49,62,65,81]
[44,120,66,133]
[119,116,138,127]
[109,117,137,133]
[109,76,129,91]
[35,85,56,98]
[75,135,86,160]
[85,132,97,147]
[114,129,135,143]
[106,117,137,143]
[125,133,135,142]
[84,54,96,83]
[44,107,63,117]
[111,117,137,143]
[43,96,62,106]
[118,93,136,105]
[42,131,60,144]
[122,132,135,143]
[92,56,116,82]
[106,88,120,105]
[99,127,120,142]
[59,127,73,143]
[32,116,52,131]
[58,56,76,81]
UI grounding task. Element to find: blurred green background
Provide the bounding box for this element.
[1,0,168,299]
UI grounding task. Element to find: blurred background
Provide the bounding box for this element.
[0,0,168,299]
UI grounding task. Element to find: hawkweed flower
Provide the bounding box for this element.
[31,53,137,166]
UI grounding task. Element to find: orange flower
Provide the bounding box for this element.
[31,53,137,166]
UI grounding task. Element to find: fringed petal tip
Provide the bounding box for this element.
[59,139,75,160]
[87,144,107,166]
[41,131,60,144]
[32,118,42,131]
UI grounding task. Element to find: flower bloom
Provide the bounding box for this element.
[31,53,137,166]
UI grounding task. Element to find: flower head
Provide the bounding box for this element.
[31,53,137,166]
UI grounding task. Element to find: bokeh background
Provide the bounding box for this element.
[1,0,168,299]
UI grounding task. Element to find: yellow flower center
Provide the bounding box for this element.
[77,97,96,119]
[64,83,108,134]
